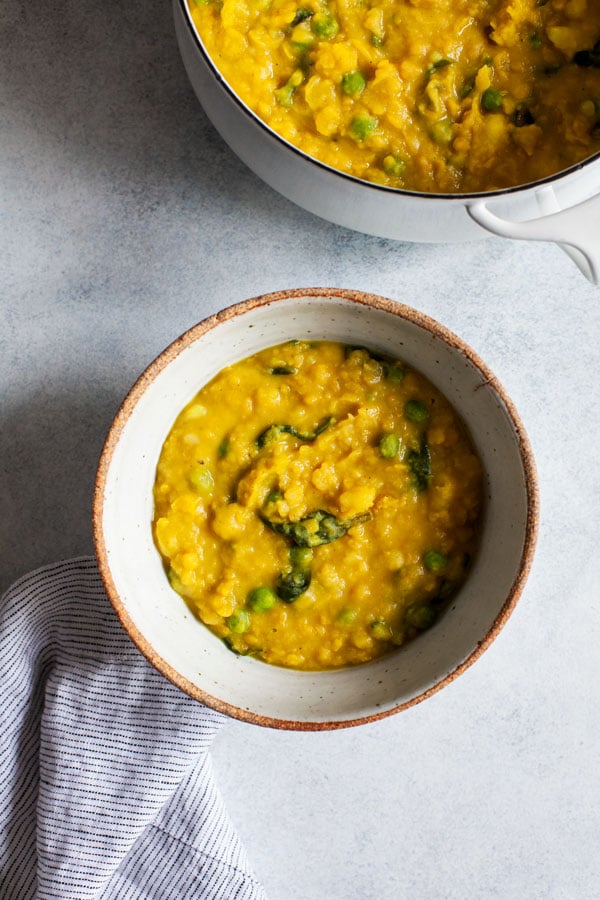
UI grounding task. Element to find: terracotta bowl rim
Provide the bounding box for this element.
[93,287,539,731]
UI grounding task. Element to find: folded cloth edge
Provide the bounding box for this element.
[0,557,267,900]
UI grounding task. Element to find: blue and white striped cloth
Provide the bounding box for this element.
[0,558,267,900]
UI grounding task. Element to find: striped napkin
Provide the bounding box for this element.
[0,558,267,900]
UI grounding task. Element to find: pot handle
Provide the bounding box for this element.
[468,186,600,284]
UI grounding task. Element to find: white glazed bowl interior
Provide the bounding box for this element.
[94,290,537,729]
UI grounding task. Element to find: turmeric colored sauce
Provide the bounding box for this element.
[153,342,482,670]
[189,0,600,193]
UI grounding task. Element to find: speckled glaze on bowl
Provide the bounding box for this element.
[93,288,538,730]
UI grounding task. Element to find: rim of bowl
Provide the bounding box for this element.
[178,0,600,202]
[93,287,539,730]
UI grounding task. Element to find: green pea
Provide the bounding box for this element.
[311,12,338,39]
[188,464,214,492]
[405,398,429,423]
[431,119,454,144]
[423,549,447,573]
[338,608,358,625]
[430,117,454,145]
[379,432,400,459]
[581,100,597,118]
[226,610,251,633]
[247,586,278,612]
[265,489,282,505]
[218,437,229,458]
[382,155,406,177]
[341,71,366,96]
[370,620,392,640]
[386,362,405,383]
[290,546,313,569]
[350,115,377,140]
[405,603,436,631]
[481,88,503,112]
[275,84,296,107]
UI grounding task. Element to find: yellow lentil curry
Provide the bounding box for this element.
[153,342,482,670]
[188,0,600,193]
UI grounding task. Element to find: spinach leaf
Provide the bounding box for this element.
[407,438,431,492]
[277,568,312,601]
[260,508,371,547]
[256,416,334,449]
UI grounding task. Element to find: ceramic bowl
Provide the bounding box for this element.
[93,288,538,730]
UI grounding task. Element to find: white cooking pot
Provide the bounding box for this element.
[174,0,600,283]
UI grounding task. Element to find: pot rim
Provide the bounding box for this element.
[93,287,540,731]
[177,0,600,202]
